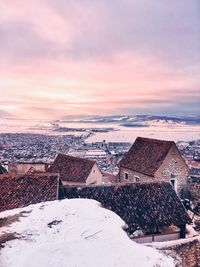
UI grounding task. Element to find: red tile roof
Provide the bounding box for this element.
[0,173,59,212]
[48,154,96,183]
[61,182,191,232]
[119,137,174,176]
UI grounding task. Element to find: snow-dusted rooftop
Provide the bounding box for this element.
[0,199,174,267]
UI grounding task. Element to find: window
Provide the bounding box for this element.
[124,172,129,180]
[170,179,175,186]
[90,181,97,185]
[170,179,177,192]
[134,175,140,183]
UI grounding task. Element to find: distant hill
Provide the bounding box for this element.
[59,114,200,127]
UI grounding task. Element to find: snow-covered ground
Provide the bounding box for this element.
[1,117,199,141]
[87,125,200,143]
[0,199,174,267]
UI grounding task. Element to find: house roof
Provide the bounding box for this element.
[61,182,191,233]
[0,164,7,174]
[0,173,59,212]
[48,154,96,183]
[119,137,175,176]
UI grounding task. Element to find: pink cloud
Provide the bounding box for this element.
[0,50,198,119]
[0,0,74,45]
[0,0,199,119]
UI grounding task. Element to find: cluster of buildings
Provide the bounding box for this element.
[1,136,200,247]
[68,141,131,174]
[178,139,200,178]
[1,133,199,178]
[0,133,83,163]
[0,133,131,174]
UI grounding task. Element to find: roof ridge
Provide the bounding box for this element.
[136,136,174,144]
[0,172,59,179]
[62,181,170,188]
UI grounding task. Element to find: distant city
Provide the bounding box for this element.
[0,131,199,177]
[0,114,199,176]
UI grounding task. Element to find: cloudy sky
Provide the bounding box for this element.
[0,0,199,120]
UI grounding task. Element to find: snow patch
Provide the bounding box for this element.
[0,199,174,267]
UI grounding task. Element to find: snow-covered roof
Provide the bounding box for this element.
[0,199,175,267]
[61,182,191,232]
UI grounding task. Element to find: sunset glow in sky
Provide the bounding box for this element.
[0,0,199,120]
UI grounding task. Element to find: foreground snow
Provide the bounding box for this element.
[0,199,174,267]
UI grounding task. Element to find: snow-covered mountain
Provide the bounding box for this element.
[0,199,174,267]
[59,115,200,127]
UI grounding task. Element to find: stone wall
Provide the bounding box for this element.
[156,237,200,267]
[8,163,46,174]
[155,144,189,196]
[86,163,103,185]
[119,167,154,183]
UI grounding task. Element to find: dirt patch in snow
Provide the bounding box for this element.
[0,211,33,249]
[0,233,17,249]
[0,214,21,228]
[47,220,62,228]
[0,214,21,249]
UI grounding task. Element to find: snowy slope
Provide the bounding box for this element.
[59,114,200,125]
[0,199,174,267]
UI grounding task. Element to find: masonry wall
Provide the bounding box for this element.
[155,144,189,197]
[86,163,103,185]
[132,232,180,244]
[158,238,200,267]
[8,163,46,174]
[119,167,154,183]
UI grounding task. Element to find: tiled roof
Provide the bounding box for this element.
[0,173,59,212]
[48,154,95,183]
[119,137,174,176]
[61,182,191,233]
[0,164,7,174]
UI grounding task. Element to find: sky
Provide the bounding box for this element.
[0,0,199,120]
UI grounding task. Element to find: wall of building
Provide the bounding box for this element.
[132,232,180,244]
[86,163,103,185]
[8,163,46,174]
[155,144,189,196]
[119,167,154,183]
[158,237,200,267]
